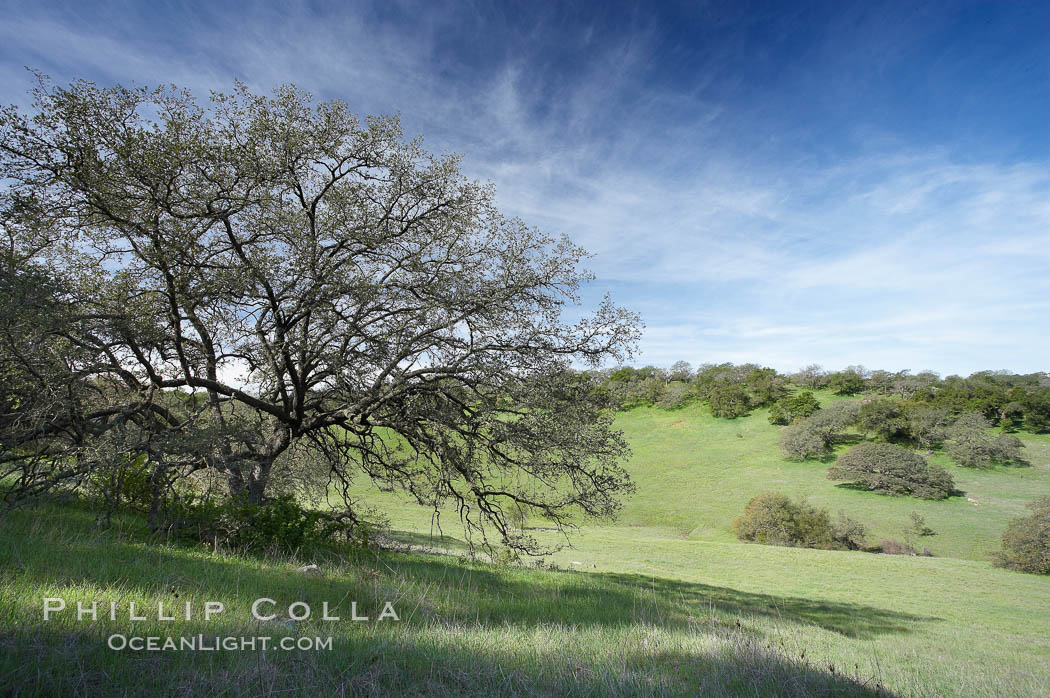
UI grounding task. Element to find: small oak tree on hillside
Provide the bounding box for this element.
[996,496,1050,575]
[944,412,1026,468]
[768,391,820,425]
[827,442,954,499]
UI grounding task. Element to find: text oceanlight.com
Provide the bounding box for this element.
[107,635,333,651]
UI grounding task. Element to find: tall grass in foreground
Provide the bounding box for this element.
[0,503,889,697]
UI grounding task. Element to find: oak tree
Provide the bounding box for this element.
[0,78,640,553]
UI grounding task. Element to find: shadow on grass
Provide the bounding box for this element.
[831,482,967,500]
[597,571,936,639]
[380,528,473,553]
[0,624,893,697]
[0,505,919,695]
[2,528,937,642]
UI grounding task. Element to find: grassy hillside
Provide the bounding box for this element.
[355,392,1050,561]
[609,393,1050,561]
[338,394,1050,696]
[1,504,893,697]
[2,503,1049,697]
[2,393,1049,696]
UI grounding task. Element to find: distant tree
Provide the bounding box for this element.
[639,365,669,382]
[768,391,821,425]
[658,381,690,409]
[832,511,870,551]
[778,400,860,461]
[906,511,935,538]
[813,399,862,430]
[891,372,929,400]
[1022,390,1050,433]
[779,422,831,460]
[641,376,669,405]
[903,405,951,450]
[668,361,693,382]
[827,442,954,499]
[999,402,1025,433]
[996,496,1050,574]
[708,383,752,418]
[866,370,898,395]
[828,370,866,396]
[791,364,829,389]
[915,371,941,386]
[944,412,1026,468]
[855,398,907,441]
[744,367,786,407]
[609,366,640,383]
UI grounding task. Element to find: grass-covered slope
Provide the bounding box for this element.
[2,392,1049,696]
[611,392,1050,561]
[1,504,892,697]
[2,502,1049,697]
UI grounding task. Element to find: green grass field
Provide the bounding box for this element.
[2,393,1049,696]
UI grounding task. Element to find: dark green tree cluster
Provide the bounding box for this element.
[791,365,1050,432]
[602,365,673,409]
[780,394,1026,470]
[901,371,1050,433]
[693,364,788,418]
[600,362,789,418]
[768,391,821,425]
[855,399,908,441]
[603,362,1050,435]
[828,368,867,395]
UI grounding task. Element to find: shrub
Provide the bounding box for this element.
[831,511,869,551]
[996,496,1050,574]
[732,492,865,550]
[878,538,934,556]
[944,412,1026,467]
[743,367,786,407]
[88,453,155,512]
[827,442,954,499]
[768,391,821,425]
[791,364,829,389]
[879,538,916,555]
[907,511,935,538]
[809,400,862,433]
[168,494,364,554]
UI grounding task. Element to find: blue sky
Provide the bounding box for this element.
[2,0,1048,376]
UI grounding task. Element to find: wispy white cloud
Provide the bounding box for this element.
[2,1,1047,375]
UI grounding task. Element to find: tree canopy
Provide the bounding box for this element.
[827,442,954,499]
[0,77,640,554]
